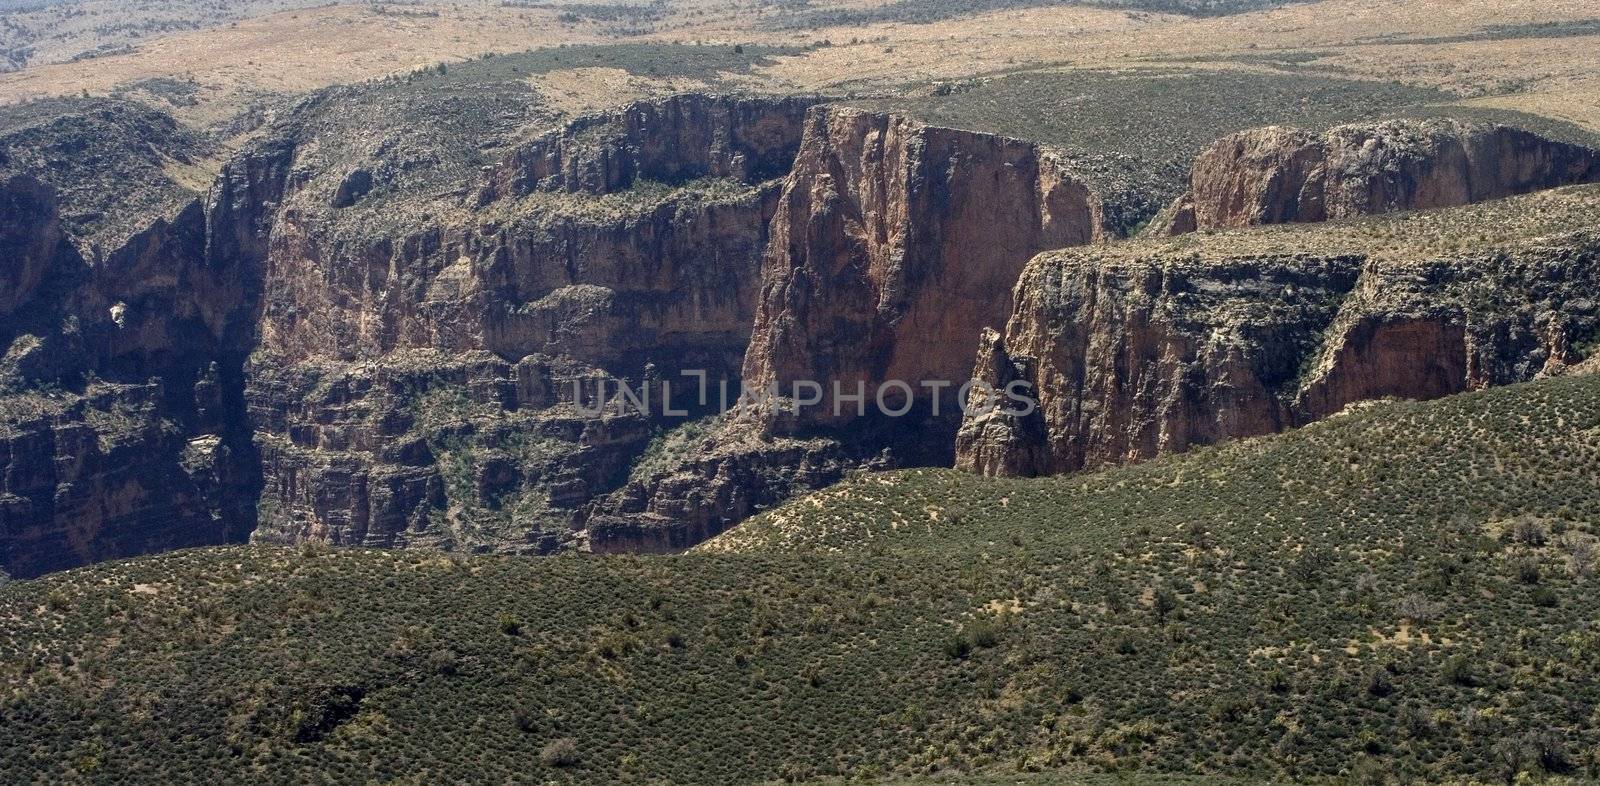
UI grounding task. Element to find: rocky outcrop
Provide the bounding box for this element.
[1149,119,1600,234]
[0,383,250,577]
[15,89,1598,576]
[742,106,1106,428]
[226,93,833,554]
[952,329,1050,477]
[584,108,1113,537]
[246,351,661,553]
[959,186,1600,476]
[478,93,820,202]
[584,415,858,553]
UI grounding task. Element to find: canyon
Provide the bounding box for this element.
[1,91,1107,574]
[3,92,1600,577]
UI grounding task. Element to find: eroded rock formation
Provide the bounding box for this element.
[742,106,1106,426]
[586,107,1115,547]
[1149,119,1600,234]
[7,90,1600,576]
[0,103,259,577]
[241,94,816,556]
[952,329,1050,477]
[959,187,1600,476]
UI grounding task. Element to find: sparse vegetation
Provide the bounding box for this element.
[764,0,1311,31]
[4,374,1599,782]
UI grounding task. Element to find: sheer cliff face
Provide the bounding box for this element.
[241,95,818,554]
[257,93,816,370]
[9,91,1600,575]
[577,106,1112,551]
[742,107,1105,426]
[1152,119,1600,234]
[0,94,819,573]
[958,187,1600,477]
[1,106,262,578]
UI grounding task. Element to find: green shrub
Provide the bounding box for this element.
[498,612,522,636]
[540,737,580,768]
[1442,655,1475,687]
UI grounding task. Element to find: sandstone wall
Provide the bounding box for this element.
[957,227,1600,477]
[1150,119,1600,234]
[742,106,1106,426]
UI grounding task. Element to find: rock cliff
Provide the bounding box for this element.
[742,106,1106,427]
[1149,119,1600,234]
[584,106,1114,547]
[0,103,259,577]
[959,185,1600,477]
[2,93,818,573]
[9,89,1600,575]
[240,93,814,555]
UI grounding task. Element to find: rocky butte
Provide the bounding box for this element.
[592,105,1110,550]
[1149,118,1600,235]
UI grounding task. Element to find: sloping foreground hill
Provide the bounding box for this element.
[4,374,1600,783]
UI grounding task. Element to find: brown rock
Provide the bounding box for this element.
[953,329,1050,477]
[959,189,1600,477]
[742,106,1106,427]
[1154,119,1600,234]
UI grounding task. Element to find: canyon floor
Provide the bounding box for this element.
[3,0,1600,783]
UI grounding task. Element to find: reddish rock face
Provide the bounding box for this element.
[239,95,817,556]
[956,213,1600,478]
[9,89,1600,575]
[1153,119,1600,234]
[742,106,1106,426]
[952,328,1051,478]
[1293,316,1469,419]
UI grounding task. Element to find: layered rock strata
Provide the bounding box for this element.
[959,186,1600,476]
[0,104,260,577]
[742,106,1107,426]
[1149,119,1600,235]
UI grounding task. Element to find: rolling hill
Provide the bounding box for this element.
[3,372,1598,783]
